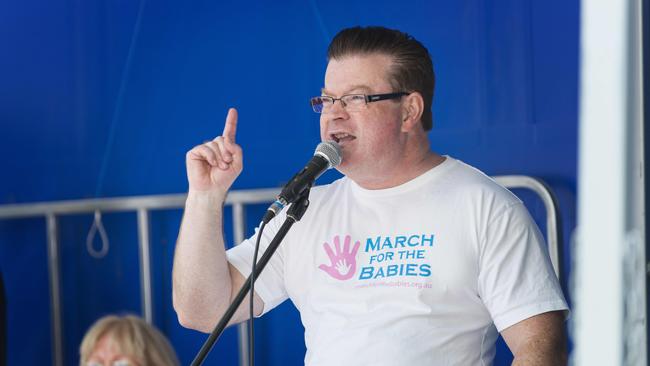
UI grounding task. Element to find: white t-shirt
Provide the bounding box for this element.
[227,156,568,366]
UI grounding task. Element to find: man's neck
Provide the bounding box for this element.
[351,151,445,190]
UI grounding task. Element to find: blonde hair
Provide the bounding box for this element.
[79,315,179,366]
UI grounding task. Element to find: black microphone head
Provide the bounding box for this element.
[315,141,342,168]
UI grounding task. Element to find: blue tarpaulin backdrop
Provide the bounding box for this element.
[0,0,578,365]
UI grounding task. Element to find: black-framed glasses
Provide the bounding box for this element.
[310,92,409,113]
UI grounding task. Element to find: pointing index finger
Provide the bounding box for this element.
[222,108,238,143]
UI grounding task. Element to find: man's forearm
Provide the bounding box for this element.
[172,190,232,332]
[511,335,567,366]
[502,311,568,366]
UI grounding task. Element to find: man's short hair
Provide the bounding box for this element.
[327,26,435,131]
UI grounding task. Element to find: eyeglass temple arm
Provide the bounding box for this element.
[366,92,408,103]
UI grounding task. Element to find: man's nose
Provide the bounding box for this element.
[327,99,348,119]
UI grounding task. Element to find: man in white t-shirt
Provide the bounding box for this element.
[173,26,568,365]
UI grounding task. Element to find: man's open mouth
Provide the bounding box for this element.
[331,133,356,144]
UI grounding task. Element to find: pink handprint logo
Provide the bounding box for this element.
[318,235,361,280]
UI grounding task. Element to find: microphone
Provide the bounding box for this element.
[262,141,342,224]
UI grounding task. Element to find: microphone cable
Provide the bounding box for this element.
[249,220,267,366]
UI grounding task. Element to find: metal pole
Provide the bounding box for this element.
[232,203,250,366]
[137,209,153,324]
[575,0,636,363]
[45,214,63,366]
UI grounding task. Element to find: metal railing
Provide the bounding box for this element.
[0,176,561,366]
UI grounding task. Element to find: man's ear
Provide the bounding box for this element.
[401,92,425,132]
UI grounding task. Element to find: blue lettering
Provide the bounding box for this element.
[421,234,435,247]
[373,266,386,279]
[365,237,381,252]
[386,265,399,277]
[407,235,419,247]
[395,236,407,248]
[359,267,374,280]
[366,234,435,251]
[406,263,418,276]
[420,264,431,277]
[381,237,393,250]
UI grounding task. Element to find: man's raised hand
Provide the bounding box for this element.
[186,108,243,195]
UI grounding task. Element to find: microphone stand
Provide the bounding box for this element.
[191,187,312,366]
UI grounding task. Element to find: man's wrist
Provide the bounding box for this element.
[186,189,228,210]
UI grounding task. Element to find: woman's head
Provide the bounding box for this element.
[80,315,179,366]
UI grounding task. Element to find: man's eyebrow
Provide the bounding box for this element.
[320,85,372,95]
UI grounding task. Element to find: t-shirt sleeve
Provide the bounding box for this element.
[226,215,289,317]
[477,202,569,332]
